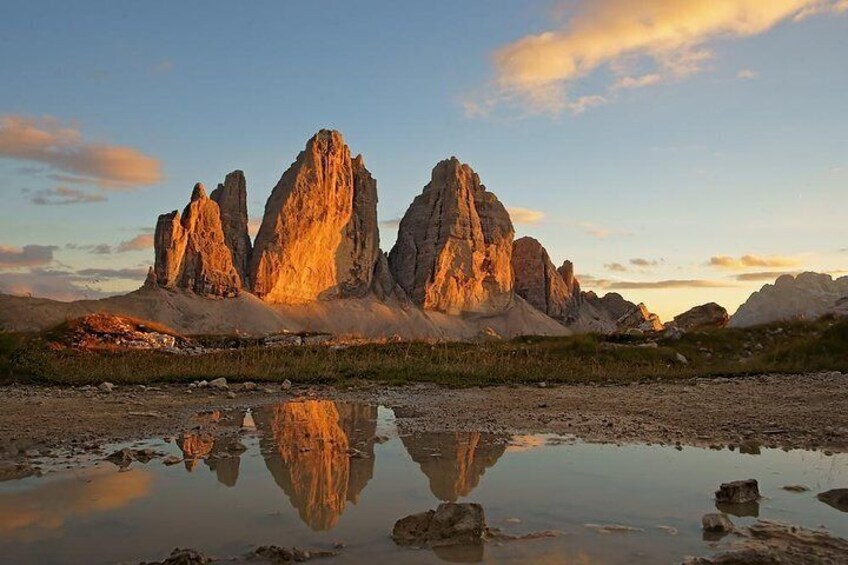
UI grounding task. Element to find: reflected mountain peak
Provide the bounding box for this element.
[255,400,378,531]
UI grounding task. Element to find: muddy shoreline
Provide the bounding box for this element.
[2,371,846,466]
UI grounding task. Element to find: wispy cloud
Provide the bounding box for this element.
[116,234,154,253]
[576,221,632,239]
[584,277,735,290]
[604,262,628,273]
[379,218,402,230]
[248,218,263,238]
[737,68,757,79]
[66,243,113,255]
[0,266,145,301]
[630,258,659,267]
[470,0,845,116]
[0,115,162,189]
[708,254,802,269]
[151,59,175,74]
[26,186,107,205]
[506,206,545,225]
[734,271,798,282]
[0,244,57,269]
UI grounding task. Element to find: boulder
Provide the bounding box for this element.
[392,502,486,547]
[616,303,663,332]
[154,183,242,297]
[673,302,729,330]
[715,479,760,504]
[250,130,382,303]
[388,158,514,314]
[817,488,848,512]
[702,513,734,533]
[730,272,848,327]
[210,170,252,287]
[511,237,575,319]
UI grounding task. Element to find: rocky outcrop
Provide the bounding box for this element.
[616,302,663,332]
[673,302,729,330]
[511,237,574,319]
[388,158,514,314]
[730,272,848,328]
[250,130,382,304]
[210,170,251,287]
[557,260,580,296]
[153,183,242,297]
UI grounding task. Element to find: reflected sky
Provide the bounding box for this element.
[0,400,846,564]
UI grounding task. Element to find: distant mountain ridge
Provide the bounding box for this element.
[730,272,848,327]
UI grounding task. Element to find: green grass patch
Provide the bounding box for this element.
[4,319,846,387]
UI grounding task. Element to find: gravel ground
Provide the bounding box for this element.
[1,371,846,473]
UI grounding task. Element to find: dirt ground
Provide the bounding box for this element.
[1,371,846,471]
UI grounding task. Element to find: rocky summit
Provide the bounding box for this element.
[250,130,382,304]
[210,170,252,287]
[730,272,848,327]
[511,236,575,320]
[388,157,514,314]
[153,183,242,297]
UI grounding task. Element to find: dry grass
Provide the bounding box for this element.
[3,318,846,387]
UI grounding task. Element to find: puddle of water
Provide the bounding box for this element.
[0,400,846,564]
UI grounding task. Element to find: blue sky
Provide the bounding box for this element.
[1,1,846,318]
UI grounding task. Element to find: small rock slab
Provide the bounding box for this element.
[715,479,760,504]
[393,503,485,548]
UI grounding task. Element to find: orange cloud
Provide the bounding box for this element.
[604,262,628,273]
[582,277,734,290]
[0,115,162,188]
[734,271,799,281]
[709,254,802,269]
[475,0,844,115]
[117,233,154,252]
[506,206,545,224]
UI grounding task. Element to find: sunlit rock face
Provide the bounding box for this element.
[250,130,382,304]
[255,400,377,531]
[210,170,252,287]
[177,431,215,472]
[388,158,514,314]
[730,272,848,328]
[153,183,242,297]
[400,432,507,502]
[511,236,575,319]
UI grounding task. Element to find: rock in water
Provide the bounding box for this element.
[154,183,242,297]
[715,479,760,504]
[388,158,514,314]
[392,502,486,547]
[511,237,574,319]
[817,488,848,512]
[673,302,729,330]
[210,170,251,287]
[250,130,381,303]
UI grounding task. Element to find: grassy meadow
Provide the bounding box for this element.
[1,318,846,387]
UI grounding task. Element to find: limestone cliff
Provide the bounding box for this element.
[511,236,575,319]
[153,183,242,297]
[250,130,382,303]
[388,158,514,314]
[210,170,251,287]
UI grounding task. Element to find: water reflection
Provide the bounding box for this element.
[0,467,152,542]
[254,400,377,531]
[401,432,507,502]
